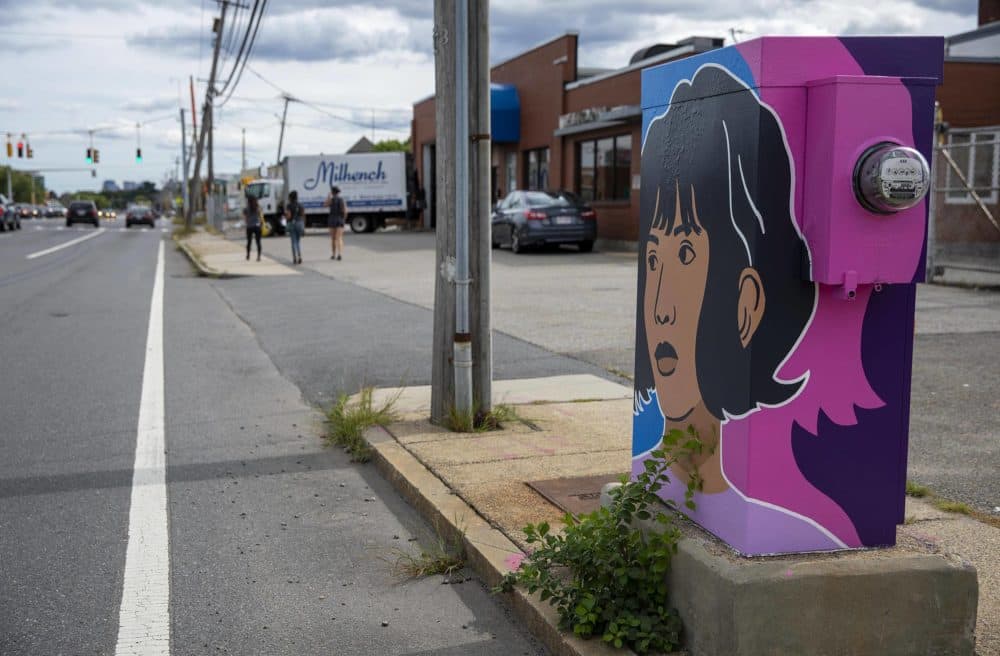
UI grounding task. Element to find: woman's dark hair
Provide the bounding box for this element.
[330,185,340,194]
[246,194,259,213]
[636,65,816,419]
[289,190,298,202]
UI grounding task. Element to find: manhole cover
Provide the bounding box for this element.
[527,473,625,516]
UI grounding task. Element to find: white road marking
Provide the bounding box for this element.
[115,241,170,656]
[25,229,105,260]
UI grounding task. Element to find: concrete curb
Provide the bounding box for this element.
[173,235,236,279]
[363,424,637,656]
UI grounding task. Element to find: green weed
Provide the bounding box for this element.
[326,387,399,462]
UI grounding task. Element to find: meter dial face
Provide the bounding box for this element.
[854,143,930,214]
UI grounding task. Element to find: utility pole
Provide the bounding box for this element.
[430,0,492,424]
[276,94,291,164]
[241,127,247,173]
[180,108,190,217]
[187,0,227,229]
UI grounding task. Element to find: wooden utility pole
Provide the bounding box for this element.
[430,0,492,424]
[276,94,292,164]
[187,1,227,229]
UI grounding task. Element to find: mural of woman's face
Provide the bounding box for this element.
[644,183,710,421]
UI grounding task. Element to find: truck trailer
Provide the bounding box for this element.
[243,152,413,235]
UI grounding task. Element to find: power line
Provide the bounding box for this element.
[242,65,408,133]
[215,0,267,108]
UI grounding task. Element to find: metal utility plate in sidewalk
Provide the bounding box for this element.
[527,473,626,516]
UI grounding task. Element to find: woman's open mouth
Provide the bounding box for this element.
[654,341,678,376]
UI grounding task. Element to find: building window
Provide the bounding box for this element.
[524,148,549,191]
[945,130,999,205]
[505,151,517,194]
[576,134,632,201]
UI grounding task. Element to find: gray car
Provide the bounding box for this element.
[1,202,21,232]
[491,190,597,253]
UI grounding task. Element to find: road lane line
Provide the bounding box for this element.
[25,228,105,260]
[115,240,170,656]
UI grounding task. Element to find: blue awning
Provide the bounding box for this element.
[490,84,520,143]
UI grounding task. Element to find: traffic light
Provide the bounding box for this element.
[26,146,33,159]
[17,141,24,158]
[136,148,142,163]
[5,136,11,158]
[86,148,93,163]
[93,149,100,164]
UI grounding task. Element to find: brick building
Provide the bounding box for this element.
[410,33,722,245]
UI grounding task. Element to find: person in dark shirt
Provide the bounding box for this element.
[244,194,262,261]
[324,185,348,260]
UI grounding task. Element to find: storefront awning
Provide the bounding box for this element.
[491,84,520,143]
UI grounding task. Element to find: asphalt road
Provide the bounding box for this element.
[0,217,547,655]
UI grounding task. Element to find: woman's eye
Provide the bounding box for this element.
[647,252,658,271]
[678,244,696,265]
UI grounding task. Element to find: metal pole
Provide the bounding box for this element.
[6,167,12,202]
[242,127,247,172]
[276,95,290,164]
[453,0,473,417]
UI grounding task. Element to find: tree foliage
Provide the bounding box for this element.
[372,137,411,153]
[0,166,47,204]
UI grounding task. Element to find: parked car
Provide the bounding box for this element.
[45,203,67,218]
[1,199,21,232]
[490,190,597,253]
[125,207,156,228]
[66,200,100,227]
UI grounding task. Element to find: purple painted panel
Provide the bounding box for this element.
[635,36,941,555]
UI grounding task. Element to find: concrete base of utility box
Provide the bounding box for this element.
[602,484,978,656]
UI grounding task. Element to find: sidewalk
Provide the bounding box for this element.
[364,376,1000,656]
[175,229,299,278]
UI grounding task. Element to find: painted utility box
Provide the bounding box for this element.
[633,37,942,555]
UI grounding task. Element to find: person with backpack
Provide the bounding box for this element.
[285,190,305,264]
[324,185,348,260]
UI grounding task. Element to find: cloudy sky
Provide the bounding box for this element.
[1,0,979,194]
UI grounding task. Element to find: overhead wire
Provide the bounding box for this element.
[215,0,267,107]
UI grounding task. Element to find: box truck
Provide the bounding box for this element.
[243,152,413,235]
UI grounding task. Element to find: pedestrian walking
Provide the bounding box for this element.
[325,185,347,260]
[244,193,262,261]
[286,190,305,264]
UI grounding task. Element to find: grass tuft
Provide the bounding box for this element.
[932,499,973,515]
[905,480,930,498]
[326,387,399,462]
[388,519,466,580]
[444,402,519,433]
